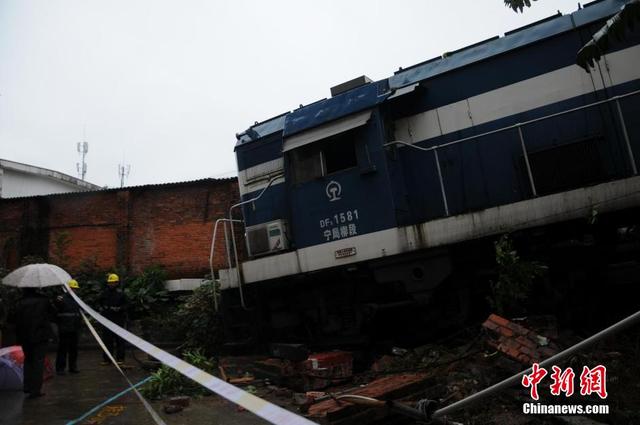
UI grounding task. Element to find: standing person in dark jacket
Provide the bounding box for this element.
[13,287,56,398]
[55,279,81,375]
[98,273,127,365]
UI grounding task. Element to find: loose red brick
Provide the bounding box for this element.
[516,336,538,349]
[482,319,500,332]
[500,327,514,337]
[506,321,529,334]
[489,314,510,327]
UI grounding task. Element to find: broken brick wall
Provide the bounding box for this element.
[0,178,242,278]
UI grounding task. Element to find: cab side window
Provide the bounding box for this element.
[290,143,323,184]
[290,128,360,184]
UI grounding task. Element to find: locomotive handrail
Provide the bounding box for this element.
[385,89,640,215]
[383,88,640,155]
[228,173,285,310]
[209,218,243,311]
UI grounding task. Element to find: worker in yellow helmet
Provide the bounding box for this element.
[55,279,81,375]
[98,273,128,365]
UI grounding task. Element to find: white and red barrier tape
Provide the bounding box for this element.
[65,283,318,425]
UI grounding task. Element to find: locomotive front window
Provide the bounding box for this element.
[290,128,359,184]
[323,131,357,175]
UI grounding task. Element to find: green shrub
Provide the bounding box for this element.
[489,234,546,316]
[124,266,170,320]
[174,281,223,355]
[141,350,216,399]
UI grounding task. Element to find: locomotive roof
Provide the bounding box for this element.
[235,0,623,148]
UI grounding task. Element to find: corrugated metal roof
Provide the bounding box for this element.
[0,177,237,201]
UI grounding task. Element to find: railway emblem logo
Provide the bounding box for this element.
[326,181,342,202]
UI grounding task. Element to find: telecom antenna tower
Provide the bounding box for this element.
[118,163,130,188]
[76,141,89,180]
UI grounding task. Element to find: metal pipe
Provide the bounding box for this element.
[518,126,537,197]
[433,308,640,419]
[209,218,243,311]
[384,89,640,154]
[433,148,450,216]
[336,395,385,408]
[615,98,638,175]
[336,395,463,424]
[209,220,220,311]
[229,173,284,310]
[224,221,234,271]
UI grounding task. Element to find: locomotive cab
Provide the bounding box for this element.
[283,107,398,256]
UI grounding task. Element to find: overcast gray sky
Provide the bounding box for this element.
[0,0,579,187]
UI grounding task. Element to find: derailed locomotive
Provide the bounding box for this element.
[217,0,640,346]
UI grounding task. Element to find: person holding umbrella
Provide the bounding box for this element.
[13,287,56,398]
[55,279,81,375]
[2,263,73,398]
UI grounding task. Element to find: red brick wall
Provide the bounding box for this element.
[0,200,26,270]
[0,178,241,279]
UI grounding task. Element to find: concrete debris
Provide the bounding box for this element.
[168,395,191,408]
[163,395,190,414]
[482,313,559,364]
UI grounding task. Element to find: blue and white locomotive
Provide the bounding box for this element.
[219,0,640,344]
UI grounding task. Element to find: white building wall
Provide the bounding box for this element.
[1,169,87,198]
[0,159,101,198]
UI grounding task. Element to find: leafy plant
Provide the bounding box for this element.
[504,0,537,13]
[488,234,546,316]
[124,266,169,320]
[174,280,223,356]
[141,349,217,399]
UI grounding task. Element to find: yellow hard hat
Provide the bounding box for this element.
[68,279,80,289]
[107,273,120,283]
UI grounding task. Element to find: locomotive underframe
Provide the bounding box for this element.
[220,206,640,349]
